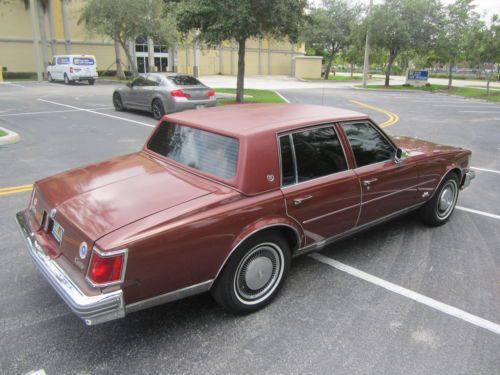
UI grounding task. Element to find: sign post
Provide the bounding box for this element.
[405,69,429,87]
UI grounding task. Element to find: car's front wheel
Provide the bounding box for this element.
[211,232,290,314]
[88,79,95,85]
[420,172,459,226]
[113,93,125,111]
[152,99,165,120]
[47,73,53,82]
[64,74,71,85]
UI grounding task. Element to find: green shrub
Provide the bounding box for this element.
[3,72,37,79]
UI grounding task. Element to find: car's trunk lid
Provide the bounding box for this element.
[32,152,220,269]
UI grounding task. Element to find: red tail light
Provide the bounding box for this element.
[70,67,74,73]
[86,248,127,287]
[206,90,215,97]
[170,89,191,98]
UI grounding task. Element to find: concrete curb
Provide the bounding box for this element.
[0,127,20,145]
[352,86,432,94]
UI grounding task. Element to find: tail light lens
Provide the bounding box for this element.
[170,89,191,98]
[70,67,74,73]
[206,90,215,97]
[86,248,127,287]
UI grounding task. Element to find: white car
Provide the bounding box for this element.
[47,55,98,85]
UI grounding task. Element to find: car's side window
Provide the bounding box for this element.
[341,122,395,168]
[145,75,160,86]
[279,135,296,186]
[280,126,347,186]
[132,76,146,87]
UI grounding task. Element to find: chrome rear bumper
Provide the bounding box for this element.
[461,169,475,189]
[16,211,125,325]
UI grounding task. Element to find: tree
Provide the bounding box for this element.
[79,0,177,77]
[369,0,441,86]
[433,0,479,88]
[175,0,306,102]
[302,0,361,79]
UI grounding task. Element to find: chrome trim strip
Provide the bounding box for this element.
[301,179,435,225]
[303,203,361,224]
[461,170,475,189]
[294,202,425,257]
[85,247,129,288]
[15,211,125,326]
[213,223,302,281]
[126,280,213,314]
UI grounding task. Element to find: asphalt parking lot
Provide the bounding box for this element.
[1,80,499,374]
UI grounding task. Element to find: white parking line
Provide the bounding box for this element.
[274,90,290,103]
[456,206,500,220]
[0,107,112,117]
[310,253,500,335]
[37,98,155,128]
[459,110,500,113]
[471,167,500,175]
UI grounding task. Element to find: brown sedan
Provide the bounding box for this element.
[16,104,475,325]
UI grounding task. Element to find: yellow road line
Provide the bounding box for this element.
[350,100,399,128]
[0,184,33,196]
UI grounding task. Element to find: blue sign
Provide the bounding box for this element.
[407,70,428,81]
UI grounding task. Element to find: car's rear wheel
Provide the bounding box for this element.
[113,93,125,112]
[419,172,459,226]
[47,73,53,83]
[88,79,95,85]
[152,99,165,120]
[211,232,290,314]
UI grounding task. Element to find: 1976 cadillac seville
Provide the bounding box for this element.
[16,104,475,325]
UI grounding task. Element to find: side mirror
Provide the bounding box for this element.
[395,148,407,163]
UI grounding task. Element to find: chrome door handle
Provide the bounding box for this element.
[363,178,378,187]
[293,195,313,206]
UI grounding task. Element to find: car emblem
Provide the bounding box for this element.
[50,208,57,219]
[79,242,88,260]
[267,174,275,182]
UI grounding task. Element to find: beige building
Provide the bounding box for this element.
[0,0,307,78]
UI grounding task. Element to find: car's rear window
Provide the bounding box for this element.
[147,122,239,180]
[73,57,95,65]
[167,75,201,86]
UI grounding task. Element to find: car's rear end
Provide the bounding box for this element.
[164,75,216,113]
[16,184,126,325]
[68,55,98,83]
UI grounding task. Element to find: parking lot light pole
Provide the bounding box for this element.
[362,0,373,88]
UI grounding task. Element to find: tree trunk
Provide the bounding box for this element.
[114,39,126,79]
[236,38,246,103]
[384,52,397,87]
[447,59,454,89]
[350,63,353,77]
[323,53,335,80]
[120,40,138,76]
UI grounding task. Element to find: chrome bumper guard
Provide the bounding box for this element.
[16,211,125,325]
[461,169,475,189]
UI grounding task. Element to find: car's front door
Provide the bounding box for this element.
[126,76,147,109]
[339,121,418,226]
[280,125,361,246]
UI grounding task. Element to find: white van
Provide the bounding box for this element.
[47,55,98,85]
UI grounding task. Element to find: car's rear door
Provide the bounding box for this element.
[280,125,361,246]
[339,121,418,226]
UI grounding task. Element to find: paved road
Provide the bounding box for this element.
[0,81,499,374]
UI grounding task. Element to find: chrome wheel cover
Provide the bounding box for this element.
[436,180,458,219]
[234,242,284,305]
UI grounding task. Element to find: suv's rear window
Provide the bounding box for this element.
[167,75,201,86]
[147,122,239,180]
[73,57,95,65]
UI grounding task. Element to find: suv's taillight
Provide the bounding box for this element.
[86,248,127,287]
[206,90,215,97]
[170,89,191,98]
